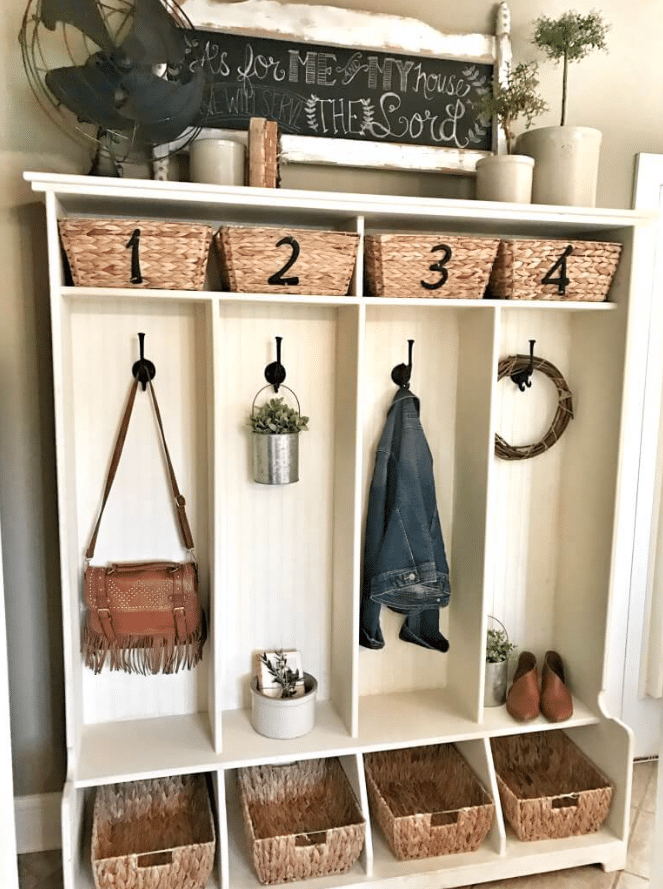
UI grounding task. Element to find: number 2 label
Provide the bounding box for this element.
[268,236,301,286]
[126,229,142,284]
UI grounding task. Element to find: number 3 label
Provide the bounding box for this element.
[421,243,453,290]
[268,236,301,286]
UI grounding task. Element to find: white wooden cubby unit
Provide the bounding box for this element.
[27,172,658,888]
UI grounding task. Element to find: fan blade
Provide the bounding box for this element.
[45,57,130,132]
[119,0,185,67]
[40,0,114,53]
[119,67,205,143]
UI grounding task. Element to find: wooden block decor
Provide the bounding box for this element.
[248,118,279,188]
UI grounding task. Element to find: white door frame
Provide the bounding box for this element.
[0,515,19,887]
[608,153,663,757]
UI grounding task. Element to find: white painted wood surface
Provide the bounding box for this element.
[178,0,508,172]
[26,171,655,888]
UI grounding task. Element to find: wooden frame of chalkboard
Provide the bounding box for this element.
[174,0,511,175]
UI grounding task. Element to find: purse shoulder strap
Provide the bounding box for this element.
[85,378,195,561]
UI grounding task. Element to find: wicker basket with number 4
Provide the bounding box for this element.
[489,238,622,302]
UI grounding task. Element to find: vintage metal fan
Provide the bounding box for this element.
[19,0,206,173]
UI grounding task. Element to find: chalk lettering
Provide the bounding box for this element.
[289,50,318,85]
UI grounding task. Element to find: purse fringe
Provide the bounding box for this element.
[82,612,207,675]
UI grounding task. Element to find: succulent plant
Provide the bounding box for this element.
[249,397,309,434]
[486,627,517,664]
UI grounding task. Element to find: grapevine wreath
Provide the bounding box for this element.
[495,354,574,461]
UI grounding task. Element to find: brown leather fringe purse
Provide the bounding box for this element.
[82,378,206,675]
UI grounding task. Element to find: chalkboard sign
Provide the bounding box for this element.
[184,29,494,152]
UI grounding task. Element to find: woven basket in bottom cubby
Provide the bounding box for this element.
[91,774,216,889]
[238,758,366,884]
[491,731,613,841]
[59,218,213,290]
[214,226,360,295]
[364,744,495,860]
[364,233,500,298]
[488,238,622,301]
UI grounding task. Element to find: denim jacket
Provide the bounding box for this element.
[360,387,451,650]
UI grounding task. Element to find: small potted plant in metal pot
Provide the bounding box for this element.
[485,618,517,707]
[250,649,318,739]
[517,10,610,206]
[474,61,548,203]
[249,390,309,485]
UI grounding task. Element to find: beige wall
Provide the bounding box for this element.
[1,0,662,796]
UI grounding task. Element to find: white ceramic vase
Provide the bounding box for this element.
[189,137,246,186]
[250,673,317,739]
[475,155,534,204]
[515,126,602,207]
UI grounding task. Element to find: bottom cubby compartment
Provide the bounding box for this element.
[62,772,223,889]
[364,744,495,861]
[491,730,613,842]
[225,755,371,889]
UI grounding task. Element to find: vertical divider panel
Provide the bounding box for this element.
[332,299,365,737]
[448,307,500,723]
[351,215,365,297]
[61,781,88,889]
[455,737,506,856]
[210,298,223,753]
[339,752,374,876]
[46,191,83,775]
[214,769,230,889]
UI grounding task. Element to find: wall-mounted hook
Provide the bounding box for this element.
[131,332,156,391]
[391,339,414,389]
[511,339,536,392]
[264,336,287,393]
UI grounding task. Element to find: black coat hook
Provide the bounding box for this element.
[264,336,287,393]
[391,339,414,389]
[511,340,536,392]
[131,332,156,391]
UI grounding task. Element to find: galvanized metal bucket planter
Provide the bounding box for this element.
[253,432,299,484]
[484,616,514,708]
[251,384,303,485]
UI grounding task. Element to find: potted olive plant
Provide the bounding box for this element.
[474,61,548,203]
[516,10,610,206]
[249,391,309,485]
[250,650,318,739]
[485,619,517,707]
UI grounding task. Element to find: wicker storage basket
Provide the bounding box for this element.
[91,774,216,889]
[364,233,500,298]
[215,226,359,295]
[59,218,212,290]
[491,731,613,841]
[364,745,495,860]
[488,238,622,301]
[238,758,365,884]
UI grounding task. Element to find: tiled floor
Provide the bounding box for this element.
[16,761,658,888]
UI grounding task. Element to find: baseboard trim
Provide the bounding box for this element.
[14,793,61,854]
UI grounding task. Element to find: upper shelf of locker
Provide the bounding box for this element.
[25,172,656,239]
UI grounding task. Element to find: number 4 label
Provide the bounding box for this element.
[542,245,573,295]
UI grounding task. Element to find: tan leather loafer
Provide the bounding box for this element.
[506,651,540,722]
[540,650,574,722]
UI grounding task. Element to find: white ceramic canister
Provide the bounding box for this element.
[250,673,317,739]
[475,154,534,203]
[515,126,602,207]
[189,136,246,186]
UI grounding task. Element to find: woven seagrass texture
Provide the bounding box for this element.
[59,219,212,290]
[495,354,574,461]
[489,239,622,301]
[364,745,495,860]
[364,233,500,298]
[215,226,359,295]
[238,758,365,884]
[491,731,613,841]
[92,774,215,889]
